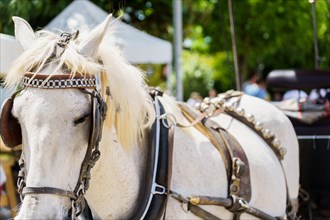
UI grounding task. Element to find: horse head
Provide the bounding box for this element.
[5,15,109,219]
[2,15,154,219]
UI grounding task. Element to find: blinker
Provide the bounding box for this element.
[0,97,22,148]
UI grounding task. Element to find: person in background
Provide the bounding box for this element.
[282,90,308,100]
[242,74,258,92]
[272,92,283,101]
[309,88,330,103]
[244,77,270,100]
[187,91,203,107]
[0,164,5,195]
[208,89,217,98]
[0,164,11,220]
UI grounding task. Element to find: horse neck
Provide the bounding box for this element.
[86,126,147,219]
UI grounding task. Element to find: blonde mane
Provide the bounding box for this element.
[5,24,155,148]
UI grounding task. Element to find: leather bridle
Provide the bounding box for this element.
[0,31,107,219]
[14,73,107,219]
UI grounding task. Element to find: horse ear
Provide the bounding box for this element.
[78,14,112,58]
[12,16,36,51]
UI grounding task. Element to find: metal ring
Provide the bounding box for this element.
[182,200,190,213]
[159,113,177,128]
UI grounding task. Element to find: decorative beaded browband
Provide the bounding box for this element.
[22,72,97,89]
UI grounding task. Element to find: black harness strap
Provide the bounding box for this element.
[128,90,170,220]
[78,199,93,220]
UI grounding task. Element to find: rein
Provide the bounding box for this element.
[15,73,107,219]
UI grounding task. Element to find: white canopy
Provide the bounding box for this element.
[0,34,18,106]
[0,33,23,75]
[45,0,172,64]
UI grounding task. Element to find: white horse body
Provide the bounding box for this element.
[6,16,299,219]
[85,94,299,219]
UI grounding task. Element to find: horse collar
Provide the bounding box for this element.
[128,89,172,219]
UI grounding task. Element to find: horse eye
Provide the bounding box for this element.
[73,114,90,125]
[74,117,86,125]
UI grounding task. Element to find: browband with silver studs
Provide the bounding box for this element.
[21,73,97,89]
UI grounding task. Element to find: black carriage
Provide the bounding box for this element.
[267,69,330,219]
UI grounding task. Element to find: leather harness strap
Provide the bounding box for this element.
[170,190,278,220]
[163,125,174,219]
[172,103,283,220]
[22,187,77,200]
[217,128,251,200]
[197,90,286,161]
[178,103,252,202]
[177,103,232,181]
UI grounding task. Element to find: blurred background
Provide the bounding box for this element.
[0,0,329,101]
[0,1,330,219]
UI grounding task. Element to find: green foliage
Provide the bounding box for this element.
[1,0,329,98]
[213,0,330,79]
[182,50,214,100]
[317,0,330,69]
[234,0,317,75]
[104,0,173,40]
[139,63,168,91]
[212,52,236,93]
[0,0,69,34]
[182,50,235,100]
[180,0,329,97]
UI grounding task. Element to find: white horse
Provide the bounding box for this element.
[3,15,299,219]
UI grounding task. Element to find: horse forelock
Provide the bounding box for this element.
[6,23,155,149]
[5,29,103,89]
